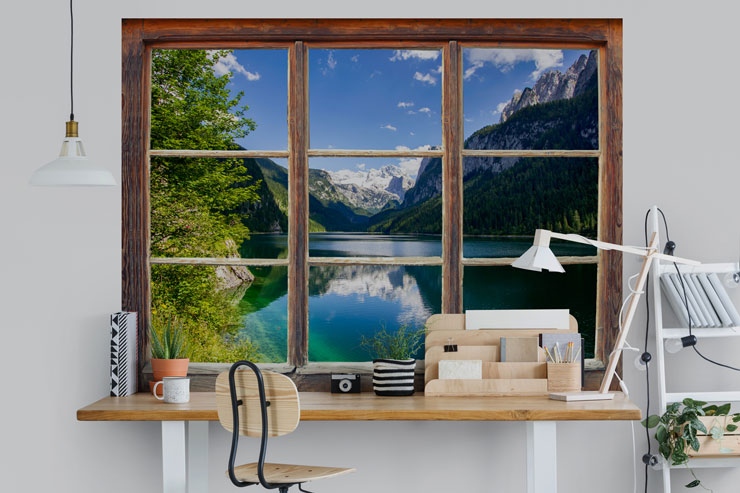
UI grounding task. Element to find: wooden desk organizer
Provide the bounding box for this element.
[424,313,579,397]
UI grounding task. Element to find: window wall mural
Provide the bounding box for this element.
[149,46,600,363]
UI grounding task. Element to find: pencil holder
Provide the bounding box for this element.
[547,363,581,392]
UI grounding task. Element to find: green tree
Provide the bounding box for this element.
[150,49,262,362]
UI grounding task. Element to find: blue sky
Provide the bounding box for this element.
[221,48,590,177]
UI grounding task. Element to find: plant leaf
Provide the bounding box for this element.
[643,415,660,428]
[720,447,734,454]
[727,424,738,432]
[685,480,701,488]
[691,437,701,452]
[717,403,732,415]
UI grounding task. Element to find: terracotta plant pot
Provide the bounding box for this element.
[150,358,189,396]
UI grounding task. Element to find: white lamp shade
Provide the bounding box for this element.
[30,137,116,187]
[511,245,565,273]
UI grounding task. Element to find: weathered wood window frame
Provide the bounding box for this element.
[122,19,622,391]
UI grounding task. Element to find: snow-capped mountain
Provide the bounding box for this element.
[328,165,415,213]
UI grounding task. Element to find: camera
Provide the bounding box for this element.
[331,374,361,393]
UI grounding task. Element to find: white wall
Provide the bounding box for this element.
[2,1,740,491]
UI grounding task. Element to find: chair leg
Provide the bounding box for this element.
[298,484,313,493]
[279,487,290,493]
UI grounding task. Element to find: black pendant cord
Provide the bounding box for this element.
[69,0,74,121]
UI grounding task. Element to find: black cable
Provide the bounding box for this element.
[69,0,74,121]
[642,208,656,493]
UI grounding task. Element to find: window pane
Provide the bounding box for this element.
[463,48,598,150]
[308,157,441,257]
[463,265,596,358]
[151,157,288,258]
[151,49,287,150]
[463,157,598,258]
[151,264,287,363]
[309,48,442,149]
[308,265,441,361]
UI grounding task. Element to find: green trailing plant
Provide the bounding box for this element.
[359,323,425,360]
[150,317,190,360]
[643,399,740,490]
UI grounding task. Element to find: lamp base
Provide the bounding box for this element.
[548,391,615,402]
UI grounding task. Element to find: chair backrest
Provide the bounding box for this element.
[215,367,300,438]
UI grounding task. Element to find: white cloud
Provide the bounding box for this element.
[397,101,414,108]
[407,110,416,115]
[389,50,440,62]
[409,131,415,136]
[434,64,443,74]
[464,48,564,80]
[380,124,397,131]
[413,72,437,85]
[327,51,337,69]
[418,107,431,115]
[350,54,359,63]
[465,118,473,122]
[356,163,365,170]
[492,101,509,115]
[210,52,260,81]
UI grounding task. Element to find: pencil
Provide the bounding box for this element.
[555,342,561,363]
[572,347,581,363]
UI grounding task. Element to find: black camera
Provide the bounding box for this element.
[331,374,361,393]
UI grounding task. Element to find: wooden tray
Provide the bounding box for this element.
[425,378,548,397]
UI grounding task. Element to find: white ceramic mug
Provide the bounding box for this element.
[153,377,190,403]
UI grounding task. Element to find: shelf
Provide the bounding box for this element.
[662,327,740,339]
[677,457,740,469]
[665,391,740,403]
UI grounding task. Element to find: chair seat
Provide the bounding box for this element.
[231,462,355,484]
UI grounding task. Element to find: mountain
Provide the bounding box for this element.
[400,51,598,209]
[499,50,597,123]
[238,50,599,238]
[237,155,371,233]
[327,165,414,213]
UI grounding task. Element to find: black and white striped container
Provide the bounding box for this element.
[372,359,416,396]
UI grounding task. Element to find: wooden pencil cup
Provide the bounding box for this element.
[547,363,581,392]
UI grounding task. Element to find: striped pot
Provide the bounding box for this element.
[372,359,416,396]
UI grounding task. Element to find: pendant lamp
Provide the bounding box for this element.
[29,0,116,187]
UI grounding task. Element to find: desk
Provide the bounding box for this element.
[78,392,640,493]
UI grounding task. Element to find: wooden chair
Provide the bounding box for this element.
[216,361,355,492]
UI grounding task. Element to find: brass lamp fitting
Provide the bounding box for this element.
[65,120,79,138]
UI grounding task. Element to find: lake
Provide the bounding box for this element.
[238,233,597,361]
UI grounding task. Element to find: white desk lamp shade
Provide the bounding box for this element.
[511,245,565,273]
[30,135,116,187]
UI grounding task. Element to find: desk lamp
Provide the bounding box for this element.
[512,229,699,401]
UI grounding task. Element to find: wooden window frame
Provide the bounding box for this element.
[122,18,622,391]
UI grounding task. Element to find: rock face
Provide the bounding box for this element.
[499,51,595,123]
[215,239,254,291]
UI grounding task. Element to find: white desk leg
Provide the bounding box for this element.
[162,421,187,493]
[526,421,557,493]
[187,421,209,493]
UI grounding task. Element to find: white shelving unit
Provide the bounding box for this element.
[648,208,740,491]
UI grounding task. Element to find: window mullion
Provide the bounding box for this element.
[288,41,309,367]
[442,40,463,313]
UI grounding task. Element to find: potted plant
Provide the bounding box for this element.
[149,317,190,396]
[360,323,425,396]
[643,398,740,489]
